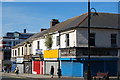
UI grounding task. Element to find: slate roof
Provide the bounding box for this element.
[12,12,120,48]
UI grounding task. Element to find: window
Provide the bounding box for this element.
[22,47,24,55]
[66,34,69,46]
[111,34,117,47]
[13,41,16,46]
[56,36,60,46]
[18,48,20,56]
[7,33,13,37]
[15,50,17,56]
[90,33,95,46]
[12,50,14,57]
[37,41,40,49]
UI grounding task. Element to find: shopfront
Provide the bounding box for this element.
[44,49,59,75]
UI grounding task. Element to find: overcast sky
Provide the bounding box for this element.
[1,1,119,37]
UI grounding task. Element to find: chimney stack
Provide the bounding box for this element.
[24,29,26,33]
[50,19,59,27]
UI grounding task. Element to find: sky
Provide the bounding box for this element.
[1,0,120,2]
[0,1,120,37]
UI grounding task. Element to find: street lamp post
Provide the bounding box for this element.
[87,0,91,80]
[87,0,98,80]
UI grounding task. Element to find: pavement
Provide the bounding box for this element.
[1,72,119,80]
[0,72,84,79]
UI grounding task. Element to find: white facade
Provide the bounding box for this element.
[12,27,120,57]
[11,13,120,75]
[32,38,46,55]
[76,28,119,48]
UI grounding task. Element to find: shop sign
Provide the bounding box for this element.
[36,49,43,55]
[44,49,59,58]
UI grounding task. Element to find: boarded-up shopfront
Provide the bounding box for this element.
[32,61,44,74]
[44,49,59,75]
[16,58,24,73]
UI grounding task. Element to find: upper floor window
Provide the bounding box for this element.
[15,50,17,56]
[111,34,117,47]
[12,50,14,57]
[18,48,20,56]
[7,33,13,37]
[22,47,24,55]
[90,33,95,46]
[37,41,40,49]
[56,36,60,46]
[66,34,69,46]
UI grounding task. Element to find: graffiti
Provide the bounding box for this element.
[25,65,29,73]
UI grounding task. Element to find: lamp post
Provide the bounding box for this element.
[87,0,98,80]
[87,0,91,80]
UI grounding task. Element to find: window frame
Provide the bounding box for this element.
[66,34,69,47]
[56,36,60,46]
[90,33,95,46]
[37,41,40,49]
[111,34,117,47]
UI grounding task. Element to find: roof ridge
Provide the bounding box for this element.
[89,12,120,15]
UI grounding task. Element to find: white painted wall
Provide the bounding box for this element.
[92,29,118,47]
[32,40,38,55]
[12,45,24,57]
[69,30,76,47]
[76,28,88,47]
[76,28,119,47]
[32,38,46,55]
[40,38,46,50]
[51,33,59,49]
[12,30,76,57]
[12,28,119,59]
[60,30,76,48]
[60,33,66,48]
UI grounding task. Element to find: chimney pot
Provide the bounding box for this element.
[24,29,26,33]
